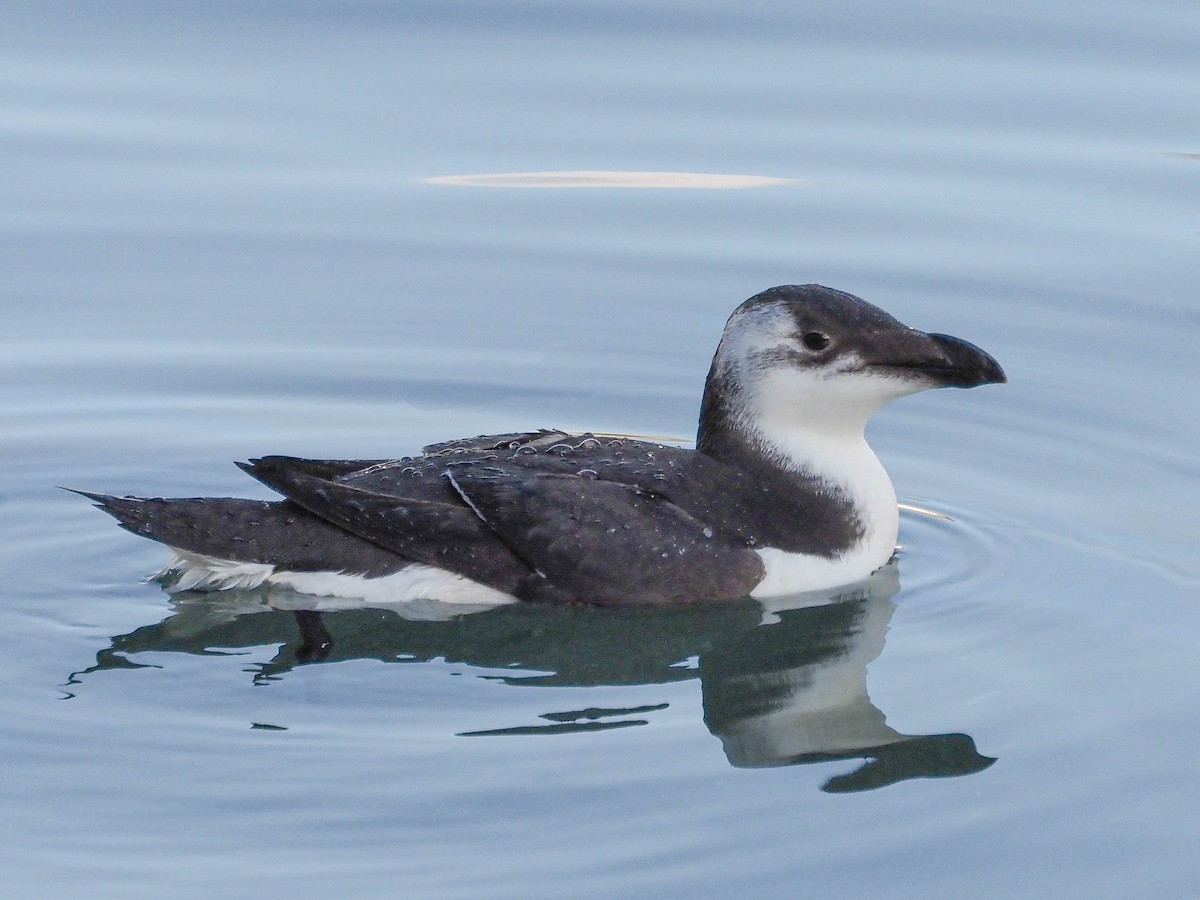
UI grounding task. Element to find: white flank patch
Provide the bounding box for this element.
[158,550,518,609]
[156,550,275,592]
[266,565,518,607]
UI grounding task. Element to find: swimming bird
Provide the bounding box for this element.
[75,285,1005,607]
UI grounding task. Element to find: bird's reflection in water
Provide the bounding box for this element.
[71,562,993,792]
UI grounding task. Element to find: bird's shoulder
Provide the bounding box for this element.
[339,430,707,494]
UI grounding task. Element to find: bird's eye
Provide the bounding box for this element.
[802,331,831,351]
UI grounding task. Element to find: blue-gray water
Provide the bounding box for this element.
[3,2,1198,897]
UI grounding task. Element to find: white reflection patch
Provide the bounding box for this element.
[421,171,804,189]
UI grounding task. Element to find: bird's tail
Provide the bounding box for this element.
[65,489,285,559]
[66,488,413,591]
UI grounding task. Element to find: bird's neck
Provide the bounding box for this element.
[697,369,899,561]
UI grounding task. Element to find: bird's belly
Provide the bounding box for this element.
[267,564,520,608]
[749,544,893,597]
[161,549,519,608]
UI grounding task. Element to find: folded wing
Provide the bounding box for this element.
[446,464,764,606]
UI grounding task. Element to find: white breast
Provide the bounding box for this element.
[734,365,904,598]
[748,436,899,597]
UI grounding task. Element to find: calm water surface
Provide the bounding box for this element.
[2,2,1198,898]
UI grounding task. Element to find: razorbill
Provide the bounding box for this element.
[75,284,1005,607]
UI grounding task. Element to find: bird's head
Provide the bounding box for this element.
[700,284,1006,450]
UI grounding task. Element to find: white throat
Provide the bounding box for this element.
[732,366,907,596]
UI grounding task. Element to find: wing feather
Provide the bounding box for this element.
[446,464,764,606]
[254,469,532,592]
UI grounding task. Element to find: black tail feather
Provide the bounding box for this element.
[66,487,411,575]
